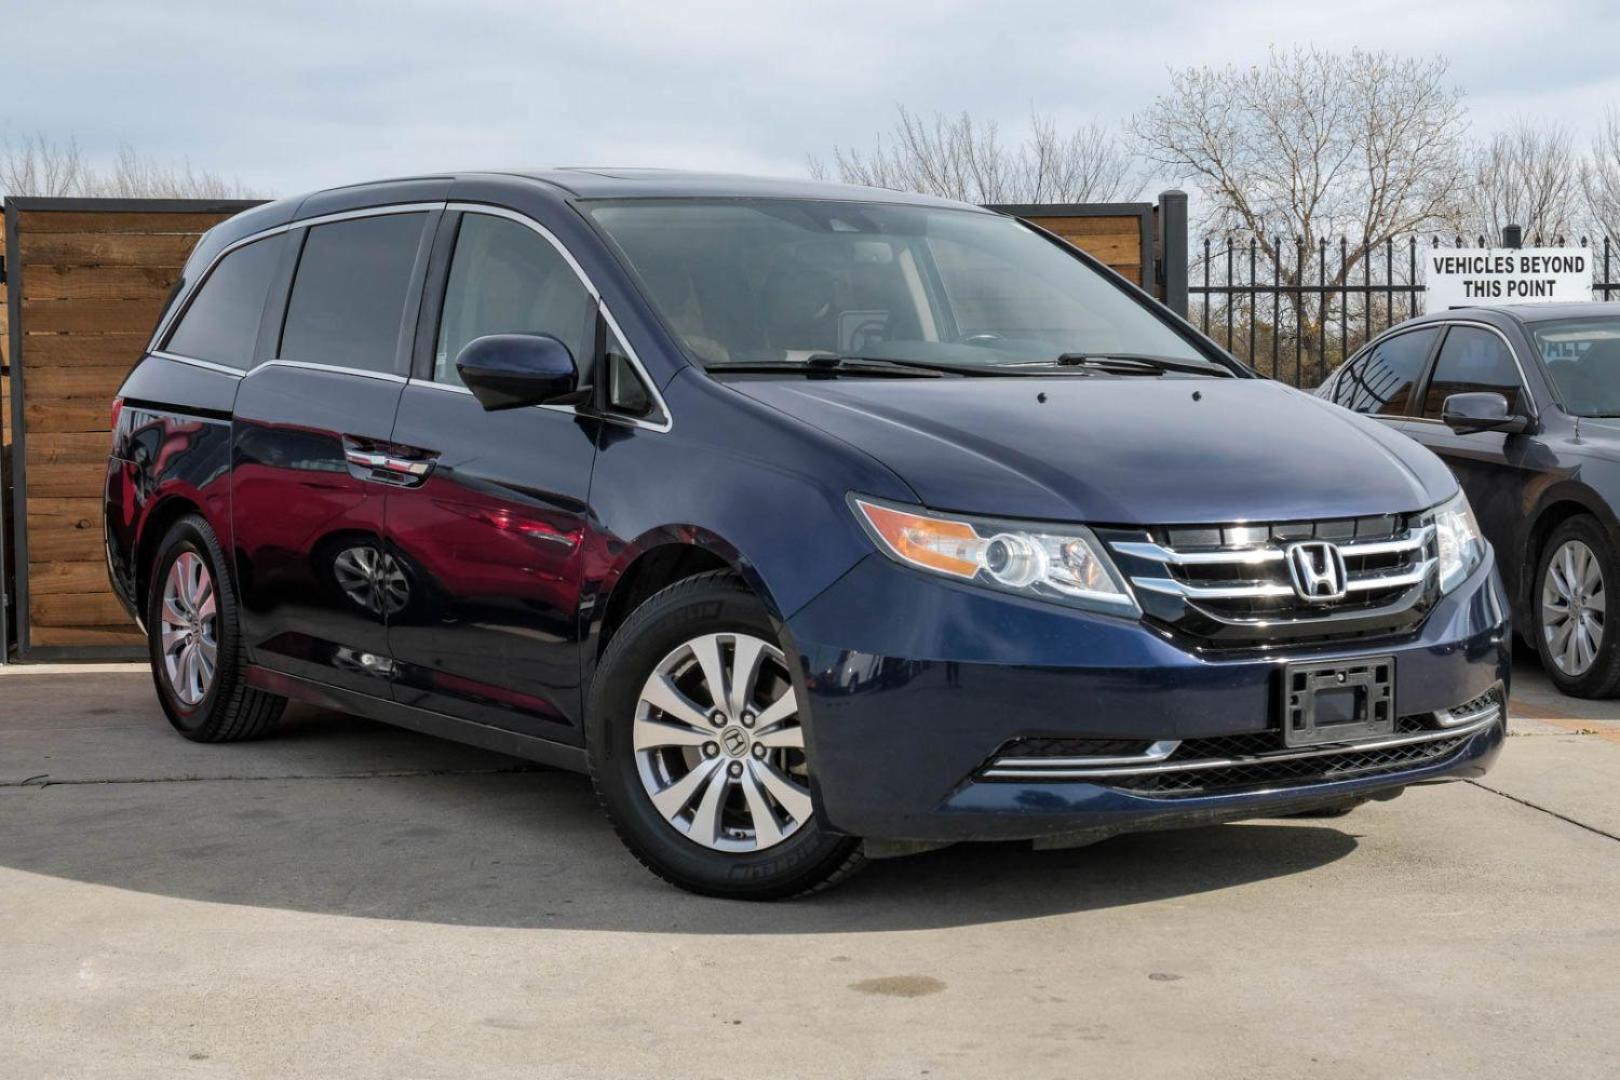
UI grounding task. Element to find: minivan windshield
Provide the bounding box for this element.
[1532,317,1620,416]
[585,199,1222,373]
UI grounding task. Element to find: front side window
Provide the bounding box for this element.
[1422,326,1524,418]
[585,199,1216,371]
[434,214,593,386]
[1331,328,1437,416]
[279,213,427,374]
[1532,318,1620,416]
[164,234,286,368]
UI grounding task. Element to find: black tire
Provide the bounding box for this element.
[586,570,864,899]
[1531,515,1620,699]
[146,514,286,741]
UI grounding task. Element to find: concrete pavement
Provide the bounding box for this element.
[2,660,1617,1079]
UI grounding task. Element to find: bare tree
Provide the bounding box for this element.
[1585,108,1620,242]
[0,132,257,199]
[1451,119,1581,242]
[1130,46,1467,368]
[810,106,1142,203]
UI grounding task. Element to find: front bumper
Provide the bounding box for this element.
[784,550,1510,843]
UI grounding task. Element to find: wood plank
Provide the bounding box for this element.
[1049,232,1141,264]
[17,210,234,235]
[20,363,133,400]
[27,560,111,595]
[20,232,199,268]
[30,590,133,627]
[21,297,168,334]
[25,498,105,562]
[21,334,148,366]
[22,264,181,301]
[25,399,112,433]
[28,625,144,648]
[23,462,105,499]
[27,431,117,465]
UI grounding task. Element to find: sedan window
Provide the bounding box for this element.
[1331,327,1437,416]
[1422,327,1524,418]
[1531,318,1620,416]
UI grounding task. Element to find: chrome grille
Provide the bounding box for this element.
[1100,513,1437,647]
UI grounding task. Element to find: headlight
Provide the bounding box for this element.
[1429,491,1485,594]
[850,495,1139,615]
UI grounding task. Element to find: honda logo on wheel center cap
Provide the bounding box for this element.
[1285,541,1348,602]
[720,726,750,757]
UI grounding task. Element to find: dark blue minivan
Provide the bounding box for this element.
[106,170,1508,897]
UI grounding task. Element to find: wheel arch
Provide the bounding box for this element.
[134,495,210,613]
[1520,484,1620,623]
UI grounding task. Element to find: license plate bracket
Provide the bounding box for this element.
[1279,657,1395,747]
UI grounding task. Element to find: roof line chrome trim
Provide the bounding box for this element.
[248,359,410,384]
[980,711,1497,780]
[148,350,246,378]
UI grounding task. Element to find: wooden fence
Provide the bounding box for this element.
[2,197,259,661]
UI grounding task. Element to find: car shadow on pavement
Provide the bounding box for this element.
[1,680,1361,933]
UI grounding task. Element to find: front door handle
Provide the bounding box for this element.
[343,437,438,487]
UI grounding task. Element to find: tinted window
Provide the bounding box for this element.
[1531,318,1620,416]
[280,213,426,373]
[1423,326,1524,418]
[164,234,285,368]
[1332,328,1437,415]
[434,214,593,385]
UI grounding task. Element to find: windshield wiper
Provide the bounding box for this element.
[705,356,943,378]
[1053,353,1234,377]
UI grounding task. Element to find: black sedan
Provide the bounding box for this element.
[1319,302,1620,697]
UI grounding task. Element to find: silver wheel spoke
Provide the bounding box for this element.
[687,767,730,846]
[641,673,714,729]
[755,723,804,750]
[727,635,767,719]
[633,715,715,749]
[750,759,813,823]
[687,635,730,719]
[753,685,797,731]
[1588,588,1606,614]
[738,764,784,848]
[651,756,722,820]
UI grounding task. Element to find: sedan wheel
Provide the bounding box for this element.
[632,632,810,853]
[1542,538,1605,677]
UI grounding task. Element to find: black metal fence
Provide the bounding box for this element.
[1190,233,1620,388]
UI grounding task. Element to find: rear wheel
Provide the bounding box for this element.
[1533,516,1620,698]
[587,571,863,899]
[147,515,286,741]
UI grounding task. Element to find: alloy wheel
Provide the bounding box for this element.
[1543,538,1606,676]
[160,552,218,706]
[632,632,811,853]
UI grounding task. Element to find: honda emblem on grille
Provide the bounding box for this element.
[1284,541,1348,602]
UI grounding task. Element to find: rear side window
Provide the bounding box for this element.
[1331,327,1437,416]
[164,234,285,368]
[1422,327,1524,418]
[434,213,593,385]
[280,213,427,373]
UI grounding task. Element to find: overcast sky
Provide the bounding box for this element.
[6,0,1619,197]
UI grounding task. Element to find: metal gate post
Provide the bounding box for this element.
[1502,225,1523,249]
[1158,190,1189,319]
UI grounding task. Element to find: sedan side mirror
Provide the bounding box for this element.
[455,334,583,411]
[1441,392,1531,436]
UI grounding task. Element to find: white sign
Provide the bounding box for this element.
[1424,248,1593,312]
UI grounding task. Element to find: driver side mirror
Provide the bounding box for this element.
[455,333,583,412]
[1441,392,1531,436]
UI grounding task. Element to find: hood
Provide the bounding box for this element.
[730,376,1458,525]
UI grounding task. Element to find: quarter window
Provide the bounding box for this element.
[1331,327,1437,416]
[1422,327,1524,418]
[434,214,593,386]
[280,213,428,374]
[164,234,286,369]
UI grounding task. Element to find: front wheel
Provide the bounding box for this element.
[587,571,864,899]
[1533,515,1620,698]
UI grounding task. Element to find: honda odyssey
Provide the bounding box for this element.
[106,169,1509,897]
